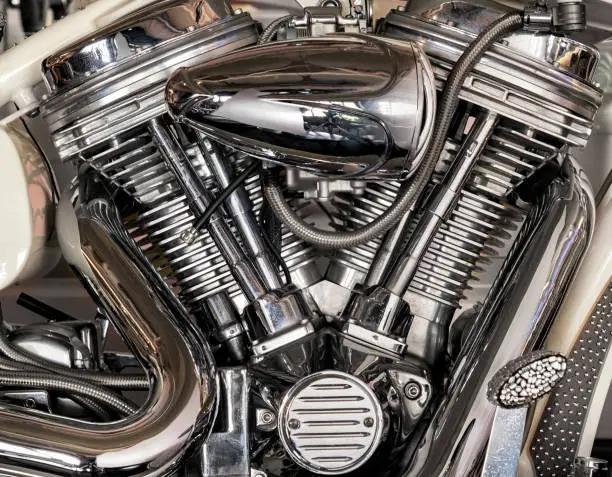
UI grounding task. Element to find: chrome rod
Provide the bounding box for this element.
[364,212,412,287]
[401,157,595,476]
[384,112,499,296]
[148,117,267,302]
[0,175,218,475]
[196,133,283,290]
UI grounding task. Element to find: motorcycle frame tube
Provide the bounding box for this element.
[400,156,595,476]
[0,180,217,475]
[518,170,612,475]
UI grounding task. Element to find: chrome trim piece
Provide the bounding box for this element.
[277,370,384,475]
[166,34,436,179]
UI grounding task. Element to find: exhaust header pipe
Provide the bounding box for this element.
[0,169,217,476]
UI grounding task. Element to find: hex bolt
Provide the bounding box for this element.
[363,417,374,428]
[404,381,422,400]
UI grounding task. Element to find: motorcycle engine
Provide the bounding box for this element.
[30,0,601,475]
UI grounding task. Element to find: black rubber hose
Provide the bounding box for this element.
[263,11,524,249]
[193,161,260,232]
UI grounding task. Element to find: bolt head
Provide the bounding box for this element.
[404,381,422,400]
[363,417,374,428]
[24,399,36,409]
[288,418,300,430]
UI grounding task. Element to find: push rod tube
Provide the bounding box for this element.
[148,117,267,301]
[195,133,283,291]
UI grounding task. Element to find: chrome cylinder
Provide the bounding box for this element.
[196,133,283,291]
[400,157,594,477]
[0,173,218,475]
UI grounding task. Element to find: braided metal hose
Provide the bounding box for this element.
[263,11,524,249]
[70,394,113,421]
[257,15,294,44]
[0,356,123,420]
[0,355,134,417]
[0,369,137,416]
[0,328,149,390]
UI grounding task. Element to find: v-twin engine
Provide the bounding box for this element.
[0,0,605,476]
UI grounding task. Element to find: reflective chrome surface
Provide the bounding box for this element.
[277,370,384,475]
[480,407,529,477]
[200,367,251,477]
[166,35,436,179]
[401,157,595,477]
[4,1,607,476]
[411,0,600,82]
[380,3,602,147]
[0,169,218,475]
[43,0,234,94]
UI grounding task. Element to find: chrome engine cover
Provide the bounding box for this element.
[14,0,602,476]
[277,371,385,475]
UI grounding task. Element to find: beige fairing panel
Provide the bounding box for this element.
[0,122,59,290]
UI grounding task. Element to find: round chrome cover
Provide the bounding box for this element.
[277,370,384,475]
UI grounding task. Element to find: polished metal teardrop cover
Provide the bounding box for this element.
[166,35,436,179]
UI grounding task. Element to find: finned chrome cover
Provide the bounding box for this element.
[42,0,234,94]
[166,35,436,179]
[277,371,384,475]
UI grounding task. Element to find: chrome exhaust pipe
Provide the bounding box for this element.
[0,170,217,475]
[400,156,595,476]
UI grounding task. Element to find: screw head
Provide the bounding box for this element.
[261,411,273,423]
[404,381,422,400]
[24,398,36,409]
[363,417,374,428]
[288,418,301,430]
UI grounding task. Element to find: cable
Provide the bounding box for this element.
[0,371,137,416]
[263,11,524,249]
[258,15,294,44]
[193,161,261,232]
[260,226,292,285]
[0,328,149,390]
